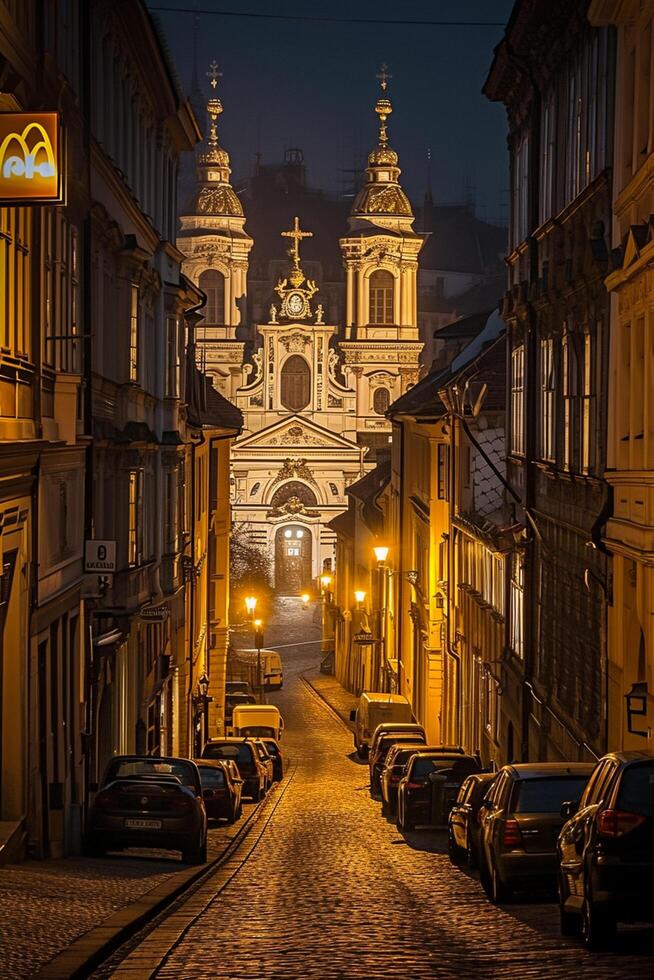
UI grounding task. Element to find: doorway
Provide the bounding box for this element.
[275,525,312,595]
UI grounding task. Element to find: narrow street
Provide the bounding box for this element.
[107,600,654,979]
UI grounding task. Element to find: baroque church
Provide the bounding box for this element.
[178,64,424,593]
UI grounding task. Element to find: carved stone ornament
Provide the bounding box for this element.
[262,425,332,448]
[270,457,317,489]
[197,184,244,217]
[355,184,412,216]
[266,495,321,520]
[279,332,311,353]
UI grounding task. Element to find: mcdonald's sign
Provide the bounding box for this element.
[0,112,63,204]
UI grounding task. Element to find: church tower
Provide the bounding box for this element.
[339,67,424,444]
[178,62,253,398]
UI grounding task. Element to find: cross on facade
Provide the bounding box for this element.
[207,60,222,89]
[376,63,392,91]
[281,216,313,266]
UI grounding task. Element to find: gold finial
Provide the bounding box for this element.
[376,63,392,92]
[207,60,222,90]
[281,216,312,285]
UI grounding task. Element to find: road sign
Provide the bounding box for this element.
[85,540,116,573]
[139,604,169,624]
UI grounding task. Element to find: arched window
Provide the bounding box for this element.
[270,481,318,509]
[198,270,225,324]
[280,355,311,412]
[369,270,394,325]
[373,387,390,415]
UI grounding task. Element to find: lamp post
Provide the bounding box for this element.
[373,545,390,691]
[192,670,213,754]
[320,574,334,657]
[253,618,265,703]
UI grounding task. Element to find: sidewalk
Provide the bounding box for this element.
[303,669,358,730]
[0,815,252,979]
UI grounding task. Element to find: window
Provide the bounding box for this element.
[329,482,339,496]
[369,270,394,325]
[511,345,525,455]
[540,93,555,223]
[280,355,311,412]
[493,556,504,615]
[581,332,593,473]
[540,338,555,461]
[0,206,32,359]
[164,468,178,555]
[250,482,260,496]
[562,331,579,471]
[165,315,181,398]
[437,444,448,500]
[373,387,390,415]
[512,134,529,246]
[509,553,524,659]
[199,269,225,324]
[128,470,143,566]
[129,284,139,383]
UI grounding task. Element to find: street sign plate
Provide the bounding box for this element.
[139,604,169,623]
[85,540,116,573]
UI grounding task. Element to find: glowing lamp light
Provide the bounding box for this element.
[284,529,292,538]
[301,593,310,605]
[354,590,367,605]
[296,529,304,538]
[320,574,333,590]
[373,545,389,564]
[254,618,263,629]
[244,596,257,614]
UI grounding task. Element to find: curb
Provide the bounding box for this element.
[35,791,273,980]
[301,674,355,734]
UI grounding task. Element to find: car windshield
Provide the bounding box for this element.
[240,726,275,737]
[203,743,253,765]
[198,767,226,788]
[391,746,423,766]
[412,757,472,778]
[104,758,196,789]
[513,776,590,813]
[617,762,654,816]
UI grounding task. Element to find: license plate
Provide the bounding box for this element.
[124,818,162,830]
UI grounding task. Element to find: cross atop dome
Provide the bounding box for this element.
[281,216,313,270]
[376,63,392,92]
[207,60,222,90]
[273,216,318,320]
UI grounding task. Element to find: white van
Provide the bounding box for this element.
[234,649,283,690]
[231,703,284,741]
[349,693,412,758]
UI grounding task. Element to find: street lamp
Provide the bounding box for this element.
[244,595,257,618]
[354,589,367,606]
[320,573,333,591]
[253,618,265,702]
[301,592,310,606]
[373,545,389,565]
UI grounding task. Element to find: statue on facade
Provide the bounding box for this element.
[270,304,278,323]
[315,303,324,324]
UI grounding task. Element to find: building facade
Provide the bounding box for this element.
[485,0,615,762]
[180,70,424,592]
[590,0,654,749]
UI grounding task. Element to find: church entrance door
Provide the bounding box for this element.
[275,525,312,595]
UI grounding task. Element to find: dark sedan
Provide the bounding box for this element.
[396,752,481,831]
[201,738,268,800]
[479,762,594,904]
[448,772,497,867]
[260,738,284,781]
[194,759,243,823]
[86,755,207,864]
[369,732,428,796]
[557,750,654,949]
[380,743,428,816]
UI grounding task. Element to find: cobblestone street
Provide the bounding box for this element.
[129,599,654,979]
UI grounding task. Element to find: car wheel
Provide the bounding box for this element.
[581,895,615,950]
[448,828,464,865]
[182,837,207,865]
[491,862,512,904]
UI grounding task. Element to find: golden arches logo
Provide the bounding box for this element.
[0,122,56,181]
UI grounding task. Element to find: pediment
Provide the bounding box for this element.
[234,415,360,453]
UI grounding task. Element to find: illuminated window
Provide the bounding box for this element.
[165,315,181,398]
[373,387,390,415]
[128,470,143,566]
[129,285,139,383]
[284,529,292,539]
[540,338,555,462]
[369,270,394,325]
[509,553,524,659]
[511,345,525,455]
[199,269,225,324]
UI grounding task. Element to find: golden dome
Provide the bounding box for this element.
[368,145,398,166]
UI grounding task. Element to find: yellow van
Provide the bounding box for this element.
[234,649,283,690]
[349,692,412,758]
[231,704,284,741]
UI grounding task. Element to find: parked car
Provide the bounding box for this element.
[260,737,284,781]
[201,739,269,801]
[194,759,243,823]
[86,755,207,864]
[479,762,594,904]
[448,772,497,867]
[226,680,253,696]
[368,723,429,764]
[369,732,429,795]
[251,739,275,788]
[557,750,654,949]
[235,649,284,690]
[397,752,481,831]
[380,743,436,816]
[349,693,413,758]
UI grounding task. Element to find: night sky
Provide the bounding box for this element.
[148,1,513,226]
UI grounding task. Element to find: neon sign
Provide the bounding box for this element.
[0,113,63,203]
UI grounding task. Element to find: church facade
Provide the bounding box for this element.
[178,65,424,592]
